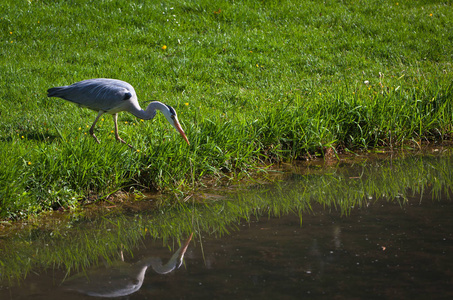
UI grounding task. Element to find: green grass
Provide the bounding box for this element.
[1,0,452,219]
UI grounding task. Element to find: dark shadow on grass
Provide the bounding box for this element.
[0,130,59,143]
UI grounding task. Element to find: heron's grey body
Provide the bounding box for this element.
[48,79,150,119]
[47,78,189,145]
[64,233,193,298]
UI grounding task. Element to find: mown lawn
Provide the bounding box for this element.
[0,0,452,219]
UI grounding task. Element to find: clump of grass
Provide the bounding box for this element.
[0,0,452,219]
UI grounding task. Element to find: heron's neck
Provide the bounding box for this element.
[130,101,168,120]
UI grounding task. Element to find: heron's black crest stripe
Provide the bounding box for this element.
[166,105,176,115]
[123,92,132,100]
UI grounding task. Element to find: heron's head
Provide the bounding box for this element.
[163,105,190,145]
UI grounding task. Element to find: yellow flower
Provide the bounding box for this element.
[184,102,189,106]
[27,161,32,165]
[101,118,104,121]
[429,13,433,17]
[78,127,81,130]
[136,149,140,153]
[162,45,167,50]
[9,32,12,35]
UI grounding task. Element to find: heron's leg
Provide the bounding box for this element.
[113,113,127,144]
[113,114,135,149]
[89,111,104,144]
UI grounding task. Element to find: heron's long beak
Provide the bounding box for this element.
[178,232,193,260]
[173,119,190,145]
[175,232,193,269]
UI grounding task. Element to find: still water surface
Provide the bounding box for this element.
[1,153,452,299]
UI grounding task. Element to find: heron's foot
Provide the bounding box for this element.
[115,134,126,144]
[116,136,134,149]
[89,127,101,144]
[91,133,101,144]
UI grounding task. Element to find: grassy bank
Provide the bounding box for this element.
[1,0,452,219]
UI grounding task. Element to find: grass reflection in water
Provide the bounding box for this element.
[0,151,451,285]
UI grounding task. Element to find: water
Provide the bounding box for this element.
[1,152,453,299]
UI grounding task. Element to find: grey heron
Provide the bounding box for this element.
[47,78,190,146]
[64,233,193,298]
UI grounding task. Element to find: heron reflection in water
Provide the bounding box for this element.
[64,233,193,298]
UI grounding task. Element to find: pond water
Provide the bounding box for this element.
[1,151,453,299]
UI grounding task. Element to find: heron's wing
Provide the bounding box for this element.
[47,79,135,112]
